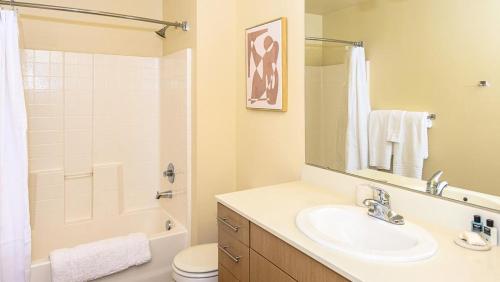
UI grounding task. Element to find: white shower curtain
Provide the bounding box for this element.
[345,47,371,172]
[0,10,31,282]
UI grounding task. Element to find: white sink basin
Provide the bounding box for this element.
[296,205,438,262]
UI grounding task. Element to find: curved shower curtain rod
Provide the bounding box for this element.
[0,0,189,37]
[306,36,364,47]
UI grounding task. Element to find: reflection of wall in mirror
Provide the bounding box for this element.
[312,0,500,196]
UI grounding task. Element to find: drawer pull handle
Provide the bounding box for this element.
[218,244,241,263]
[217,217,239,232]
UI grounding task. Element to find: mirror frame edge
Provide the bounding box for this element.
[306,163,500,214]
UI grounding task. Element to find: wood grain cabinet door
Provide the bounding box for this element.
[298,257,350,282]
[250,249,296,282]
[219,227,250,282]
[219,263,240,282]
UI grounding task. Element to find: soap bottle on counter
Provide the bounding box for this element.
[471,215,483,233]
[483,219,498,246]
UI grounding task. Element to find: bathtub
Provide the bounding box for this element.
[30,208,188,282]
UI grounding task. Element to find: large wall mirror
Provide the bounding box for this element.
[305,0,500,211]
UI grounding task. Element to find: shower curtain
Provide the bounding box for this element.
[0,10,31,282]
[345,47,371,172]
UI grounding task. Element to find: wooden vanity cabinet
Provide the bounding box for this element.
[217,203,350,282]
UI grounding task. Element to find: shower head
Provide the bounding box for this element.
[155,26,169,38]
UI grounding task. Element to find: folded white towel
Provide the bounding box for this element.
[459,231,488,246]
[368,110,392,170]
[50,233,151,282]
[386,110,406,143]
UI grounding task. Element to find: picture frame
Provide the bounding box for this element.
[245,17,287,111]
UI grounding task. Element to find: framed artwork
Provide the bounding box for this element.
[246,17,287,111]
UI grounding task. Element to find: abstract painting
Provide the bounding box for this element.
[246,17,287,111]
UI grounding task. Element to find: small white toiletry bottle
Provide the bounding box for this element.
[483,219,498,246]
[471,215,483,233]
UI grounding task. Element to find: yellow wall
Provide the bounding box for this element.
[163,0,197,55]
[235,0,305,190]
[305,13,323,66]
[193,0,238,244]
[323,0,500,196]
[17,0,165,56]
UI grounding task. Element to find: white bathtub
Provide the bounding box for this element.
[30,208,188,282]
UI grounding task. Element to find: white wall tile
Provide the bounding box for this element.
[93,163,122,191]
[93,54,160,212]
[28,131,63,146]
[23,49,176,236]
[93,189,120,218]
[30,199,64,230]
[34,50,50,63]
[64,177,93,223]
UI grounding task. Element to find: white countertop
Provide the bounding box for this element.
[216,181,500,282]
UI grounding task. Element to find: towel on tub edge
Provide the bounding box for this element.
[49,233,151,282]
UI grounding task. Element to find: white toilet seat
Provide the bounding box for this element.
[171,243,218,282]
[172,264,218,279]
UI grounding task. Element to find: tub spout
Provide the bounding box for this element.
[156,190,173,199]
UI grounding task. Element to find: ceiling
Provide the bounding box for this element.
[306,0,365,15]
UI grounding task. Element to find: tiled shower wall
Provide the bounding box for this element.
[159,49,192,230]
[23,50,161,228]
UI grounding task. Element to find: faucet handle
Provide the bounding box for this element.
[427,170,444,186]
[372,187,391,207]
[436,181,448,196]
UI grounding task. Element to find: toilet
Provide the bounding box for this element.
[172,243,218,282]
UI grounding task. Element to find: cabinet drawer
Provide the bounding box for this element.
[218,203,250,245]
[250,249,296,282]
[250,223,350,282]
[219,263,240,282]
[219,226,250,282]
[250,223,305,279]
[299,257,350,282]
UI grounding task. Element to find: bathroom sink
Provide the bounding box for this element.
[296,205,438,262]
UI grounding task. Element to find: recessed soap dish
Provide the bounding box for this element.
[454,238,491,251]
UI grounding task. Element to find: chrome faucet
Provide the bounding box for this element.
[363,187,405,225]
[426,170,448,196]
[155,190,173,199]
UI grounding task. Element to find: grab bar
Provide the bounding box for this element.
[217,217,239,232]
[218,244,240,263]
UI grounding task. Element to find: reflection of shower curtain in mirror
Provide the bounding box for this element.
[305,64,348,171]
[345,47,371,172]
[0,10,31,282]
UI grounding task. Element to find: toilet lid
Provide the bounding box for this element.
[173,243,218,273]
